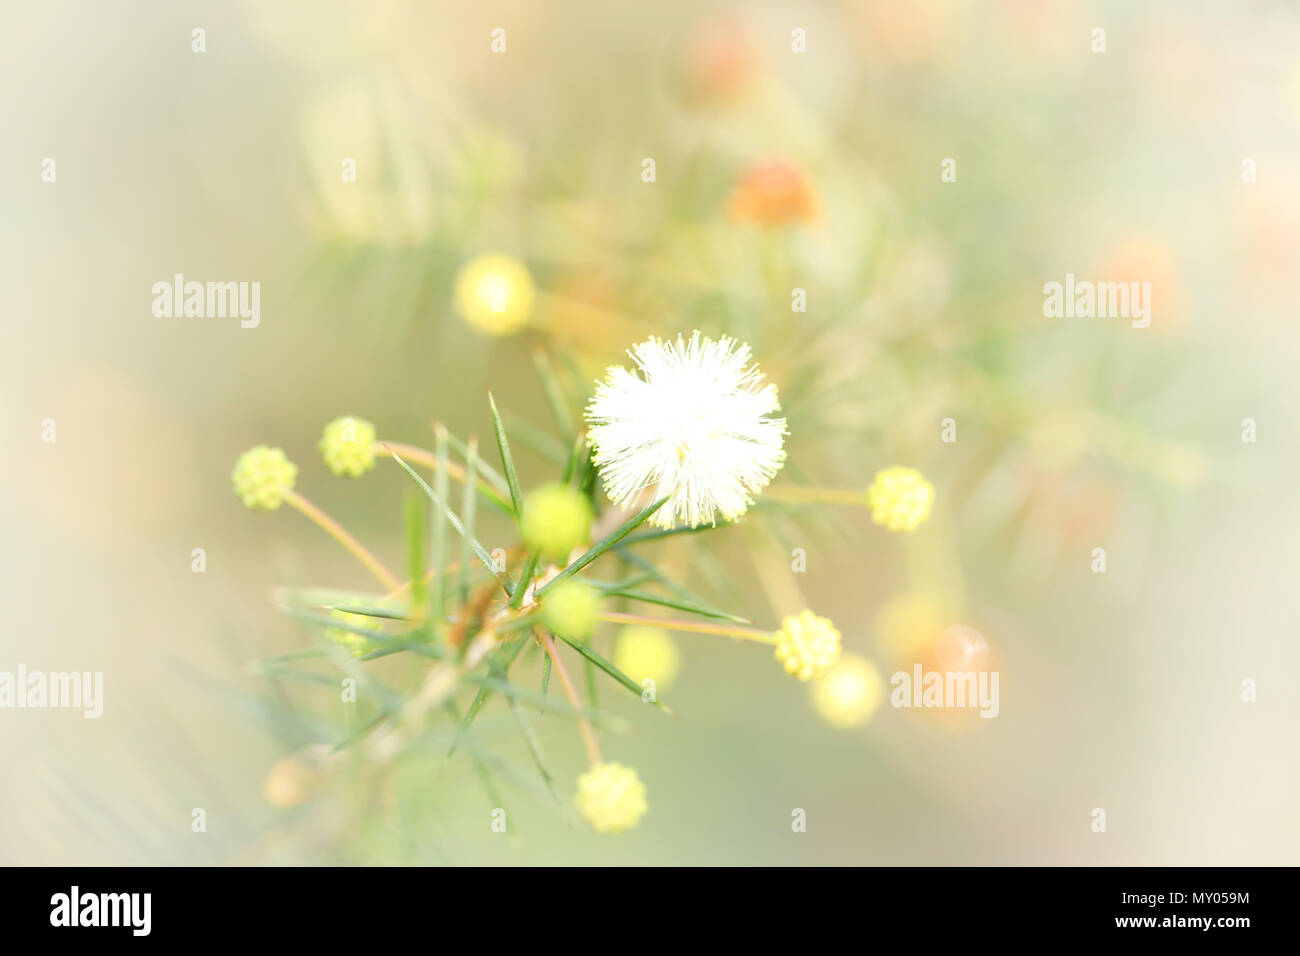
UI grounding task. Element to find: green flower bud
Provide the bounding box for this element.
[319,416,377,477]
[232,446,297,511]
[521,483,593,558]
[541,579,602,640]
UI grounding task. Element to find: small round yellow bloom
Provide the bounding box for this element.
[614,626,681,690]
[232,445,297,511]
[773,610,841,681]
[454,253,535,336]
[319,416,377,477]
[326,607,377,658]
[521,483,593,558]
[866,466,934,532]
[575,762,647,834]
[263,753,321,809]
[811,654,887,729]
[541,579,602,640]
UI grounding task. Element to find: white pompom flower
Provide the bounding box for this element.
[585,332,787,529]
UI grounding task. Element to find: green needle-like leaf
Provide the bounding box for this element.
[621,520,735,547]
[356,639,451,662]
[603,588,751,623]
[459,437,478,606]
[591,571,661,591]
[444,430,510,499]
[502,411,569,466]
[462,675,623,727]
[445,634,530,758]
[487,391,525,523]
[430,424,450,634]
[540,651,552,714]
[532,347,576,441]
[577,444,598,500]
[556,633,675,716]
[272,585,397,613]
[404,493,427,617]
[387,446,509,593]
[329,604,413,621]
[534,497,669,598]
[562,431,585,485]
[280,607,406,644]
[506,695,560,804]
[584,656,599,710]
[443,700,507,812]
[510,550,540,609]
[612,547,730,609]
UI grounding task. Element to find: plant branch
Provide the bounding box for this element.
[285,490,401,592]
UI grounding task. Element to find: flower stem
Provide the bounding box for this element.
[537,629,603,765]
[285,490,401,592]
[598,611,777,644]
[763,486,866,507]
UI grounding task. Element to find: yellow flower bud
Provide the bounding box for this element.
[866,466,934,532]
[521,483,593,558]
[541,579,602,640]
[774,609,841,681]
[232,445,297,511]
[614,626,681,691]
[319,416,377,477]
[811,654,886,729]
[575,762,647,834]
[454,253,535,336]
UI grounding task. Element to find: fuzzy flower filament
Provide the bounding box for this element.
[585,332,786,529]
